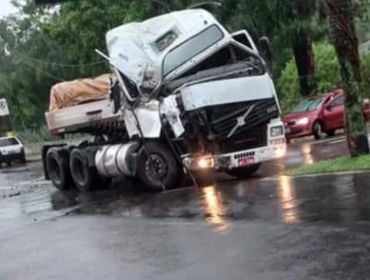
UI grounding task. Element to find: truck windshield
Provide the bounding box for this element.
[0,138,18,147]
[293,98,323,112]
[163,25,224,75]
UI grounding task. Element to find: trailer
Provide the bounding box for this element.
[42,8,286,192]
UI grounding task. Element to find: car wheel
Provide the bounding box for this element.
[136,142,181,191]
[226,164,261,180]
[326,129,336,137]
[313,121,324,140]
[46,148,73,191]
[69,148,99,192]
[20,152,26,164]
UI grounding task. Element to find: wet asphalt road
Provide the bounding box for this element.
[1,135,370,279]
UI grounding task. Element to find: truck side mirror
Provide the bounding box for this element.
[325,104,332,111]
[258,36,273,65]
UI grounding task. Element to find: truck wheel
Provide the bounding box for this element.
[227,164,261,180]
[46,148,72,191]
[137,142,181,191]
[313,121,324,140]
[69,148,99,192]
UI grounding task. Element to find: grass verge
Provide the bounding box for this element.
[282,155,370,176]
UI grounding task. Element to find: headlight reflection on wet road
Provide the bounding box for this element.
[202,185,231,232]
[278,176,300,224]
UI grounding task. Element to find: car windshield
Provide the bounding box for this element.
[0,138,18,147]
[293,98,323,113]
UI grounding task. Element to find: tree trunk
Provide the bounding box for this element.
[292,32,316,96]
[291,0,316,97]
[325,0,369,157]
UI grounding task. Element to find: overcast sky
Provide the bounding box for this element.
[0,0,18,18]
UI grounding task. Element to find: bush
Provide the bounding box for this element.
[16,126,57,143]
[16,126,85,144]
[277,41,370,114]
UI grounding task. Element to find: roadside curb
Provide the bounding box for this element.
[280,169,370,179]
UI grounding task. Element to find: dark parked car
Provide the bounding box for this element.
[283,89,370,142]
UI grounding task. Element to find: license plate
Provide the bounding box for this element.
[238,156,255,167]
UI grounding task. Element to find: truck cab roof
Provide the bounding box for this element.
[106,9,231,90]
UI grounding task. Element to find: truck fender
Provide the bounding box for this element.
[123,101,162,139]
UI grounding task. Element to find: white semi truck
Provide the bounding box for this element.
[43,8,286,191]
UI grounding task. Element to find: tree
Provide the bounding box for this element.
[324,0,369,156]
[220,0,325,97]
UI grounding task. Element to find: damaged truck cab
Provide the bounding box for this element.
[43,9,286,191]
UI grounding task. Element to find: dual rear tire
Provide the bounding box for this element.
[46,142,180,192]
[46,147,110,192]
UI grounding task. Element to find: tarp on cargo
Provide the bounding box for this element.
[49,74,114,112]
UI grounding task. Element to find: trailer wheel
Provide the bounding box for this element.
[227,164,261,180]
[137,142,181,191]
[46,148,72,191]
[69,148,99,192]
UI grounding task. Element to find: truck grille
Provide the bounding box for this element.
[206,98,279,153]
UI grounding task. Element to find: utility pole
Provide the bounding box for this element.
[324,0,369,156]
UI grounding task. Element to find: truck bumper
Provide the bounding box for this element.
[183,119,286,171]
[183,138,286,172]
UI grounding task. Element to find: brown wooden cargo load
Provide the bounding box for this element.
[45,74,120,134]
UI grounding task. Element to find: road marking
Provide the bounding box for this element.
[259,176,278,182]
[312,136,345,145]
[17,178,49,186]
[0,186,13,190]
[328,139,346,145]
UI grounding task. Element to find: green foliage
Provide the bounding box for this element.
[278,41,370,114]
[17,126,57,143]
[278,42,342,113]
[0,0,368,132]
[283,155,370,176]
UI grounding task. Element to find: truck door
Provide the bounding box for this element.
[324,95,345,130]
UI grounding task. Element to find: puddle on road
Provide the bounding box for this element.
[0,139,367,226]
[2,172,370,225]
[56,172,370,225]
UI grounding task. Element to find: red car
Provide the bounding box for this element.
[283,89,370,142]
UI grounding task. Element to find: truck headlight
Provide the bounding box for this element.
[197,157,215,169]
[296,117,309,126]
[270,126,284,137]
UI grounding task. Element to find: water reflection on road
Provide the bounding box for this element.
[201,186,231,232]
[2,137,370,226]
[278,176,299,224]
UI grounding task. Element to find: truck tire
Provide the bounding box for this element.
[46,148,73,191]
[227,164,261,180]
[136,142,181,191]
[69,148,99,192]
